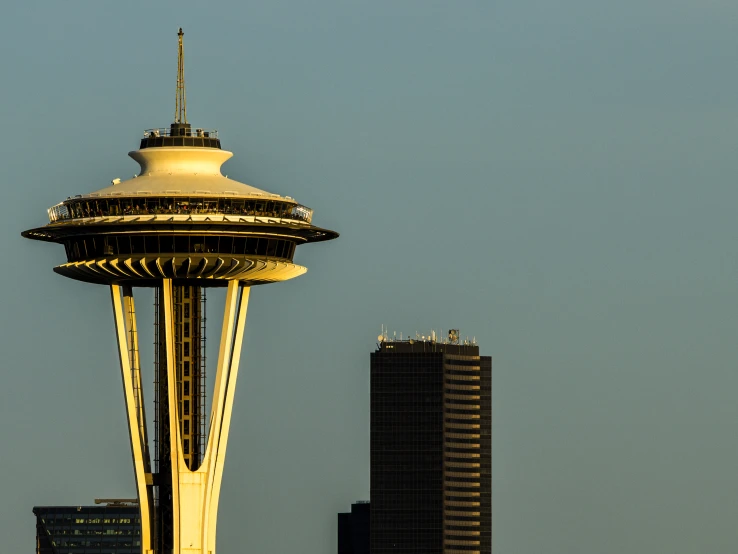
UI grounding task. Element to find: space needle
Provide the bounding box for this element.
[22,29,338,554]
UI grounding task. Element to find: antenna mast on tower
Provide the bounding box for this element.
[175,28,187,124]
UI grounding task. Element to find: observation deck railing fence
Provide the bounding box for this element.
[48,197,314,225]
[144,128,219,138]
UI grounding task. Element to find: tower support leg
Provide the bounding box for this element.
[159,279,250,554]
[111,284,154,554]
[112,279,249,554]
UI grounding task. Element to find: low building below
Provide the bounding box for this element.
[338,501,369,554]
[33,500,141,554]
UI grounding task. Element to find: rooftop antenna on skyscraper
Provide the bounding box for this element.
[175,28,187,124]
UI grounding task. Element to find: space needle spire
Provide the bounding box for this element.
[175,27,187,124]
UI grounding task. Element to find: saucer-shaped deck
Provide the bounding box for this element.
[22,125,338,286]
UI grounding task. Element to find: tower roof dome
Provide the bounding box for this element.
[84,146,288,201]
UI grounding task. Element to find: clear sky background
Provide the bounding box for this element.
[1,1,737,552]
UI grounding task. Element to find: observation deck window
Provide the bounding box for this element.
[130,236,144,254]
[64,235,298,263]
[219,236,233,254]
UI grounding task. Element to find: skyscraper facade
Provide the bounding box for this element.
[370,337,491,554]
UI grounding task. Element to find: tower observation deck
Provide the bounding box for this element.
[22,29,337,554]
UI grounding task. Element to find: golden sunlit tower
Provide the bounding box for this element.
[22,29,338,554]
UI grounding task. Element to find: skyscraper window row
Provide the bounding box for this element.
[446,503,481,511]
[444,442,479,450]
[446,481,481,489]
[445,440,481,448]
[445,375,480,383]
[446,393,480,401]
[444,467,481,472]
[446,525,481,532]
[445,491,480,500]
[444,510,480,527]
[447,371,480,380]
[445,508,480,517]
[446,412,481,420]
[445,453,481,461]
[446,405,480,413]
[445,354,481,361]
[445,473,481,482]
[446,364,481,371]
[446,433,481,441]
[446,462,481,470]
[445,396,480,404]
[445,518,482,525]
[445,508,481,516]
[446,470,481,478]
[445,540,479,546]
[445,383,481,391]
[445,421,481,429]
[445,363,481,372]
[447,535,482,545]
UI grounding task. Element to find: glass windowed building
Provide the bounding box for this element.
[33,504,141,554]
[371,337,491,554]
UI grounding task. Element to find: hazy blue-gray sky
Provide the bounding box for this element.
[2,1,738,552]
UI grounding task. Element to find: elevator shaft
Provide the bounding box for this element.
[155,284,206,553]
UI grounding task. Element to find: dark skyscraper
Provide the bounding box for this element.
[370,335,491,554]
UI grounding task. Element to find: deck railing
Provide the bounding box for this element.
[144,128,219,138]
[48,197,313,224]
